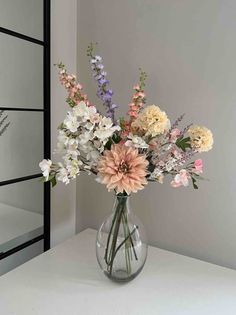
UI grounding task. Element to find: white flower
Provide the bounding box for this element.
[86,149,100,162]
[73,102,97,122]
[57,130,69,152]
[64,111,79,133]
[66,160,81,178]
[94,117,120,143]
[39,159,52,181]
[165,158,177,172]
[151,167,163,178]
[67,138,79,158]
[57,166,70,184]
[125,134,149,149]
[78,131,93,145]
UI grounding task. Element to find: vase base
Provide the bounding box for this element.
[103,267,144,283]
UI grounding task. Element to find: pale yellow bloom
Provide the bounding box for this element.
[188,125,213,152]
[131,105,170,137]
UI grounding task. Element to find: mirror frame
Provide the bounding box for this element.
[0,0,50,258]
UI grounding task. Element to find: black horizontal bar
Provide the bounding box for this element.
[0,107,45,112]
[0,27,44,46]
[0,235,44,260]
[0,173,42,186]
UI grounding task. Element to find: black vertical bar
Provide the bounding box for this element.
[43,0,51,251]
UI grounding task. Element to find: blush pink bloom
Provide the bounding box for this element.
[170,128,181,142]
[97,144,148,194]
[171,169,190,188]
[194,159,203,174]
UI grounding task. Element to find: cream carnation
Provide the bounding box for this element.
[131,105,170,137]
[188,125,213,152]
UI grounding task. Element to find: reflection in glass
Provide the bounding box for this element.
[0,240,43,276]
[0,0,43,40]
[0,33,43,109]
[0,111,43,181]
[0,179,43,253]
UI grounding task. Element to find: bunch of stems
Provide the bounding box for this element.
[104,194,138,276]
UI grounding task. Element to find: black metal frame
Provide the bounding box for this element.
[0,0,51,259]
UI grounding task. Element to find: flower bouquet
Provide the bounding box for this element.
[40,43,213,282]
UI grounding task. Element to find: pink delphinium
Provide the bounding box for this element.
[193,159,203,174]
[97,144,148,194]
[128,85,146,120]
[57,63,91,107]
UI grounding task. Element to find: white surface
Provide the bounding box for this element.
[0,229,236,315]
[51,0,77,246]
[0,203,43,252]
[76,0,236,270]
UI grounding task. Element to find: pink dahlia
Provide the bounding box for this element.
[97,144,148,194]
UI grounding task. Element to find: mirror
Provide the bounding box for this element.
[0,111,43,181]
[0,0,50,276]
[0,0,43,40]
[0,178,43,253]
[0,33,43,109]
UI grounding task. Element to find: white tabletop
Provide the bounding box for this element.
[0,228,236,315]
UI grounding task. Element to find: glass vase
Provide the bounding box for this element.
[96,193,148,282]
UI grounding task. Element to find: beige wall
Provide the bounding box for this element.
[76,0,236,269]
[51,0,77,246]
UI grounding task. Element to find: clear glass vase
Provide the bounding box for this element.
[96,193,148,282]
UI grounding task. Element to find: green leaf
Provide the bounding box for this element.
[176,136,191,152]
[51,176,57,188]
[112,133,121,144]
[119,117,126,130]
[191,177,198,189]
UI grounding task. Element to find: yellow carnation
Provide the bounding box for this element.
[188,125,213,152]
[131,105,170,137]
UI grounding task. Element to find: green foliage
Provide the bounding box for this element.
[51,176,57,188]
[86,42,98,58]
[47,174,57,188]
[176,136,191,152]
[66,97,76,108]
[119,117,126,130]
[191,176,198,189]
[138,68,147,90]
[104,133,121,150]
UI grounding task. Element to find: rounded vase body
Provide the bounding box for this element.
[96,194,148,282]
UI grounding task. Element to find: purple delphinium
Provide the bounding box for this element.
[87,44,118,122]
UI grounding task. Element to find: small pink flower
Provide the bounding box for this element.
[170,128,181,142]
[133,85,140,91]
[194,159,203,174]
[137,91,145,98]
[172,149,182,159]
[171,169,190,188]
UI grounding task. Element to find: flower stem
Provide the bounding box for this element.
[104,195,138,277]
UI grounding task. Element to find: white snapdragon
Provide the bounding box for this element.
[57,166,70,184]
[67,138,79,159]
[73,102,97,122]
[39,159,52,181]
[94,117,120,143]
[66,159,82,178]
[57,130,69,152]
[150,167,164,183]
[125,134,149,149]
[64,111,79,133]
[165,158,177,172]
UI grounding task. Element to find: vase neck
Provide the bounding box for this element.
[112,194,131,214]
